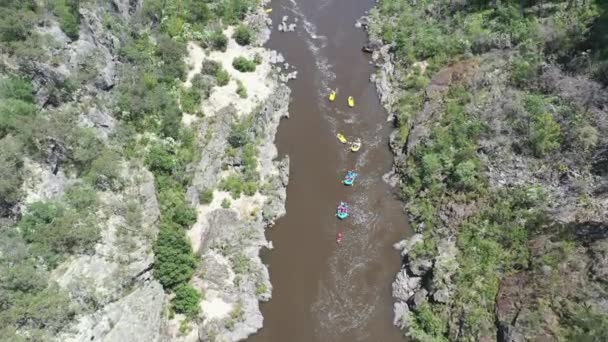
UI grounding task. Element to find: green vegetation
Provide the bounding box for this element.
[0,0,262,335]
[200,189,214,204]
[201,59,230,86]
[211,30,228,51]
[221,116,260,198]
[19,199,100,269]
[172,284,201,317]
[233,25,253,46]
[221,198,231,208]
[232,56,256,72]
[51,0,80,39]
[236,80,248,98]
[0,183,101,338]
[373,0,608,339]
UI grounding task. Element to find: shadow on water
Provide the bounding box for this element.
[249,0,411,340]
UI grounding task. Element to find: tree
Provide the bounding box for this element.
[156,34,186,82]
[453,160,478,190]
[529,112,561,157]
[51,0,80,40]
[172,284,201,317]
[232,56,256,72]
[233,25,252,46]
[211,31,228,52]
[0,136,24,213]
[153,225,197,289]
[86,148,123,190]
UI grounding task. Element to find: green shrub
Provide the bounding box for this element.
[146,143,177,174]
[0,136,24,211]
[529,112,561,157]
[236,80,247,98]
[199,189,214,204]
[220,175,244,199]
[452,160,478,191]
[155,34,187,82]
[180,87,202,114]
[191,74,215,100]
[215,68,230,86]
[157,184,197,228]
[409,303,447,342]
[51,0,80,40]
[233,25,252,46]
[216,0,254,24]
[211,31,228,52]
[242,181,258,196]
[231,254,250,274]
[232,56,256,72]
[221,198,231,208]
[253,52,263,65]
[0,6,37,44]
[0,284,76,333]
[200,59,229,86]
[0,76,34,102]
[86,148,123,190]
[119,34,155,63]
[228,122,250,148]
[172,284,201,317]
[153,224,197,289]
[574,125,598,151]
[0,76,37,139]
[63,183,98,211]
[162,15,184,38]
[201,59,221,75]
[19,201,100,268]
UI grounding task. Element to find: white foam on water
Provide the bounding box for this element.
[312,202,385,339]
[286,0,336,96]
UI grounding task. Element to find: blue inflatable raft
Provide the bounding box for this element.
[343,171,358,186]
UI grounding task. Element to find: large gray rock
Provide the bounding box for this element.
[80,107,117,140]
[393,301,411,330]
[392,269,421,302]
[52,168,161,341]
[60,280,164,342]
[190,107,237,197]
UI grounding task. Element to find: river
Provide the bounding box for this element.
[249,0,409,340]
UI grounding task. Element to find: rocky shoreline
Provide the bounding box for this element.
[165,7,292,341]
[360,10,419,333]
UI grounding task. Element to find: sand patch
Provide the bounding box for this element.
[184,27,274,118]
[188,190,267,252]
[201,292,233,321]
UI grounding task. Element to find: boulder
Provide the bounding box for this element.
[392,269,421,302]
[393,301,411,330]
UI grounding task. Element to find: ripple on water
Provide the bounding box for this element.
[286,0,335,96]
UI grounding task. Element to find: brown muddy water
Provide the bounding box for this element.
[250,0,410,340]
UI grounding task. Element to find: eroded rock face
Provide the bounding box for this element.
[60,280,164,342]
[190,82,291,342]
[54,166,162,340]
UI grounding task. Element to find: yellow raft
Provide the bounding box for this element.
[350,138,361,152]
[265,8,273,13]
[348,96,355,107]
[337,133,348,144]
[329,90,336,102]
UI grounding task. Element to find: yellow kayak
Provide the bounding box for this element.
[329,90,336,102]
[350,139,361,152]
[348,96,355,107]
[337,133,348,144]
[265,8,273,13]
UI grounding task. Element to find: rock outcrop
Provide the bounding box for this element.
[366,4,608,340]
